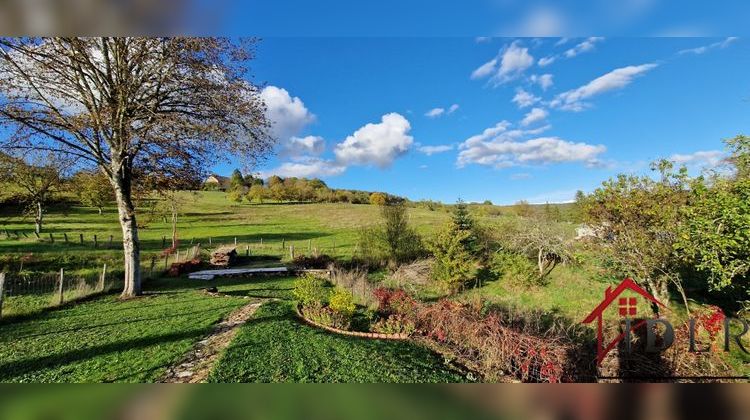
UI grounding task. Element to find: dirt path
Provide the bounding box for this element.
[159,299,265,383]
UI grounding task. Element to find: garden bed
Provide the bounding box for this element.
[294,305,409,340]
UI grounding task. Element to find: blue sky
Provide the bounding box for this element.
[219,37,749,204]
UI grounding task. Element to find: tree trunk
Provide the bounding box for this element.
[112,168,141,297]
[98,207,103,215]
[645,277,670,313]
[34,201,43,235]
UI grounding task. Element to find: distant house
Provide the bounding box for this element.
[203,174,230,191]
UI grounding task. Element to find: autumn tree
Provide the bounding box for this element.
[582,160,691,308]
[369,192,387,206]
[72,169,114,214]
[0,38,273,296]
[0,152,69,234]
[676,135,750,297]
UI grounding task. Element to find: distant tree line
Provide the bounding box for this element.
[212,169,404,205]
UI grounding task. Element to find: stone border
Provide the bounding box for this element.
[295,305,409,340]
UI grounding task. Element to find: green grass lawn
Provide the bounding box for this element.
[0,191,449,258]
[208,300,465,383]
[0,273,464,383]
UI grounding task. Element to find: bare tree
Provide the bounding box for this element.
[0,38,273,297]
[0,151,69,234]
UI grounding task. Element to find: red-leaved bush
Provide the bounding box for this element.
[387,296,570,382]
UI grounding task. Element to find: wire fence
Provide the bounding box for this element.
[0,230,356,258]
[0,264,155,319]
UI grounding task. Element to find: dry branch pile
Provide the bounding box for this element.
[210,247,237,267]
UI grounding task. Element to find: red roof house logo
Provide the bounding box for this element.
[582,278,667,365]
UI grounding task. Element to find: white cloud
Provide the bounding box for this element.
[334,113,414,168]
[521,107,549,126]
[537,37,604,68]
[512,88,540,108]
[555,38,570,46]
[669,150,725,168]
[261,86,315,140]
[550,63,657,111]
[260,86,319,156]
[538,56,556,67]
[457,121,605,169]
[496,41,535,84]
[530,73,554,90]
[418,144,453,155]
[261,158,346,178]
[563,37,605,58]
[425,107,445,118]
[279,135,325,157]
[471,41,534,85]
[425,104,459,118]
[471,58,498,80]
[678,37,738,55]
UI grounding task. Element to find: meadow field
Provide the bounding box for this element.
[0,191,746,382]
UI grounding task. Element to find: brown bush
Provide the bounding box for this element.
[406,299,571,382]
[291,254,334,269]
[167,258,202,277]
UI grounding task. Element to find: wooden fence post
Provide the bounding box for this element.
[209,237,212,245]
[246,245,250,257]
[190,237,194,245]
[308,239,312,252]
[93,235,98,248]
[58,268,64,305]
[0,273,5,319]
[164,254,169,270]
[80,233,84,244]
[49,233,54,243]
[63,233,68,243]
[260,237,263,246]
[108,235,113,248]
[99,263,107,292]
[282,238,285,250]
[150,256,156,278]
[289,245,295,260]
[162,236,166,248]
[234,237,237,246]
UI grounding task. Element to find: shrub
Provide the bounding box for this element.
[413,299,569,382]
[372,314,416,335]
[329,287,356,318]
[291,254,334,269]
[356,204,424,266]
[372,287,416,315]
[293,274,329,308]
[303,305,351,330]
[490,251,539,287]
[429,221,477,294]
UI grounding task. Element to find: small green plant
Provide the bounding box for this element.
[371,314,415,335]
[293,274,329,308]
[329,287,356,318]
[429,221,477,294]
[490,250,539,287]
